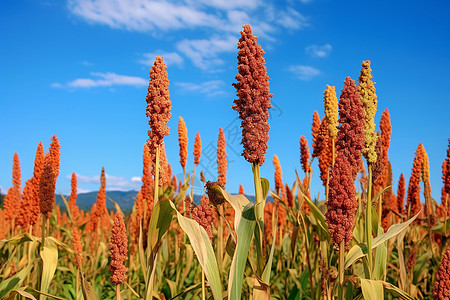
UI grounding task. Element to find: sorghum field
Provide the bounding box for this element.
[1,24,449,300]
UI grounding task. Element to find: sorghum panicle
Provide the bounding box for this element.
[323,85,338,139]
[232,24,272,166]
[325,152,358,249]
[178,117,188,171]
[194,132,202,165]
[217,128,227,187]
[433,245,450,300]
[39,163,56,218]
[109,213,128,284]
[358,60,378,164]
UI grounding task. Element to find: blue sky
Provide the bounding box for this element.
[1,0,449,203]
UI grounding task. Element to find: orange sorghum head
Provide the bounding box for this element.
[397,173,405,216]
[406,144,423,218]
[189,195,214,242]
[109,213,128,284]
[336,76,365,180]
[433,245,450,300]
[273,154,283,192]
[232,24,272,166]
[48,135,61,183]
[194,132,202,165]
[178,117,188,171]
[311,111,321,158]
[325,151,358,249]
[239,184,245,195]
[39,163,56,218]
[217,128,227,187]
[300,136,311,174]
[69,172,79,222]
[146,56,172,148]
[72,226,83,269]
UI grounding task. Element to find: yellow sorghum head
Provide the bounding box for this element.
[323,85,338,138]
[358,60,378,164]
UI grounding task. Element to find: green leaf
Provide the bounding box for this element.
[147,199,175,255]
[40,238,58,300]
[298,188,329,239]
[261,177,270,201]
[372,226,387,280]
[168,201,223,300]
[261,208,278,284]
[345,212,419,269]
[217,188,250,229]
[360,278,384,300]
[228,204,256,300]
[0,263,33,299]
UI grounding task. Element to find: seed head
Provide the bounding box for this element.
[358,60,378,164]
[189,195,214,242]
[146,56,172,148]
[39,163,56,218]
[397,173,406,216]
[323,85,338,138]
[325,152,358,249]
[336,76,365,180]
[433,245,450,300]
[178,117,188,171]
[300,136,311,174]
[232,24,272,166]
[311,111,322,158]
[72,227,83,269]
[194,132,202,165]
[69,172,79,222]
[217,128,227,187]
[406,144,423,218]
[273,154,283,191]
[48,135,61,183]
[109,213,128,284]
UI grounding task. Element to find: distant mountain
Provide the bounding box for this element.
[55,190,263,212]
[56,190,138,211]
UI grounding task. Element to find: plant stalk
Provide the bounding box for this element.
[338,240,345,300]
[116,283,122,300]
[366,163,373,279]
[153,144,160,205]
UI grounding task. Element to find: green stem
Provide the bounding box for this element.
[153,144,160,205]
[299,212,314,298]
[252,162,264,275]
[41,215,47,251]
[191,164,197,204]
[338,240,345,300]
[216,204,223,279]
[366,164,373,279]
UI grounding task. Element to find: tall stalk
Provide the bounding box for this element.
[338,240,345,300]
[153,144,160,205]
[252,162,264,275]
[366,163,373,278]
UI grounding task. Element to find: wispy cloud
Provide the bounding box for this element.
[52,72,147,89]
[305,44,332,58]
[176,80,226,96]
[81,60,93,66]
[68,173,141,191]
[176,35,236,70]
[288,65,320,81]
[139,51,184,67]
[68,0,307,38]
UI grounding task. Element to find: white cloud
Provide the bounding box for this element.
[68,0,221,32]
[77,188,92,194]
[176,80,226,96]
[276,8,308,30]
[81,60,93,66]
[67,173,141,191]
[299,0,313,3]
[68,0,306,38]
[52,72,147,89]
[305,44,332,58]
[139,51,184,67]
[288,65,320,81]
[176,35,236,70]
